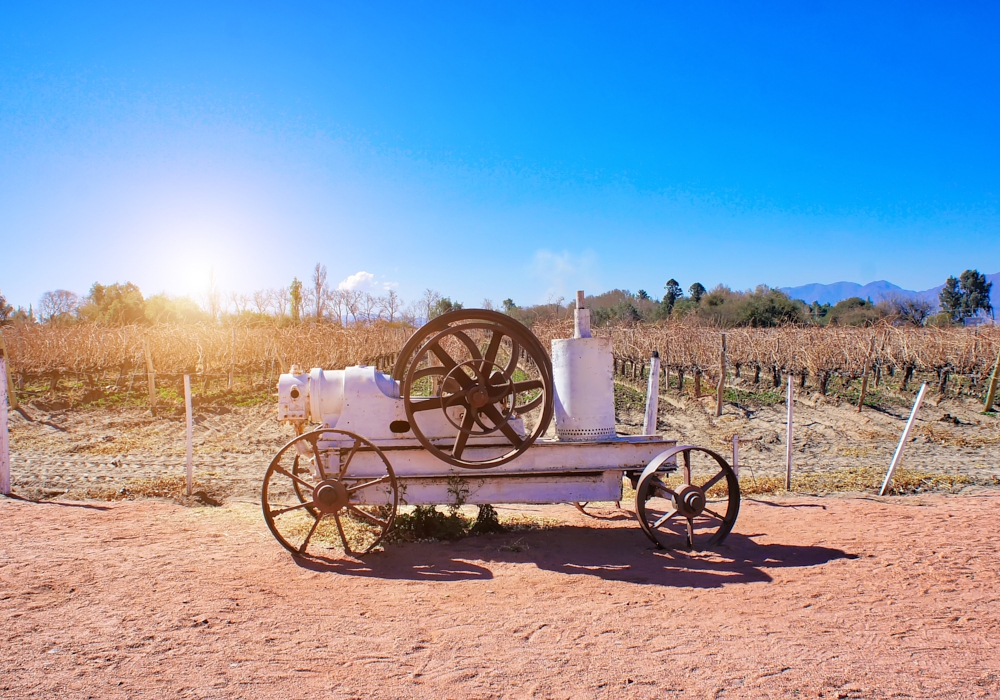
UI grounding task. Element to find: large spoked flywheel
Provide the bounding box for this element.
[391,309,554,469]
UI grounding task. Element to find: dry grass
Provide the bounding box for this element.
[739,466,980,496]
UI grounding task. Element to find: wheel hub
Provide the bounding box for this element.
[675,484,706,517]
[313,480,349,513]
[468,386,490,408]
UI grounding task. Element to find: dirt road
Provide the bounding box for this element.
[2,493,998,699]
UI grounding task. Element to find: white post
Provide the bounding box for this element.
[732,434,739,478]
[0,355,10,496]
[184,374,193,497]
[879,382,928,497]
[643,351,661,435]
[785,375,794,490]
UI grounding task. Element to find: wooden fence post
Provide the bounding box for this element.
[715,333,727,417]
[184,374,193,497]
[1,352,10,496]
[984,352,1000,412]
[785,375,794,490]
[880,383,928,496]
[144,337,156,415]
[0,331,17,410]
[732,434,739,478]
[643,351,661,435]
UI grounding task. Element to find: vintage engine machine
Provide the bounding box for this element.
[263,292,740,557]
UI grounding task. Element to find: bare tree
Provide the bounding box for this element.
[230,292,250,315]
[312,263,328,321]
[342,289,362,325]
[252,289,272,315]
[325,288,344,325]
[379,289,403,322]
[358,292,379,324]
[481,298,495,311]
[272,287,289,317]
[420,289,442,324]
[38,290,81,323]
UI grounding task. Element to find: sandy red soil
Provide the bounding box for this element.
[1,493,998,699]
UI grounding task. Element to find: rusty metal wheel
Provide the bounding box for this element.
[262,428,398,558]
[635,445,740,550]
[392,310,554,469]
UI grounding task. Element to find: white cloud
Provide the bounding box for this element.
[337,271,375,291]
[382,281,399,290]
[529,249,601,303]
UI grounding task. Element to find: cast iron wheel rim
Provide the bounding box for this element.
[261,428,398,558]
[398,313,554,469]
[634,445,740,550]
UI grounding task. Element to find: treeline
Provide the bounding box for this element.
[0,267,993,331]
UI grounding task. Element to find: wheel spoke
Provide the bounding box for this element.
[429,342,475,389]
[338,439,362,478]
[481,403,524,447]
[512,379,544,393]
[347,504,388,528]
[686,517,695,549]
[411,396,444,412]
[682,451,692,486]
[333,512,352,556]
[482,331,504,368]
[650,477,677,499]
[651,508,679,529]
[699,469,726,493]
[273,465,317,493]
[310,439,327,480]
[346,474,391,493]
[452,410,477,458]
[298,513,323,555]
[270,501,316,517]
[702,506,727,521]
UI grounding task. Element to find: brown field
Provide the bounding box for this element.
[3,321,999,388]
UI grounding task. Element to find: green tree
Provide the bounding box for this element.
[959,269,993,319]
[429,297,463,319]
[688,282,706,304]
[636,289,650,301]
[290,278,303,323]
[939,276,964,321]
[80,282,146,324]
[662,279,683,314]
[502,298,518,313]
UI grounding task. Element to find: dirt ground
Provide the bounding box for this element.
[2,493,999,699]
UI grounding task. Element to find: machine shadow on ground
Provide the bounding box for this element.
[292,523,856,588]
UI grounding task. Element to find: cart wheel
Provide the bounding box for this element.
[262,428,398,558]
[635,445,739,550]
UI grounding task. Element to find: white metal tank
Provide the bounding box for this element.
[551,291,616,441]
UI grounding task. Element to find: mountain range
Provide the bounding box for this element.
[780,271,1000,311]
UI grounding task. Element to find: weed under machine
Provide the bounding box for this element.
[262,293,740,557]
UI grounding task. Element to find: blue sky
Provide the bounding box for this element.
[2,2,999,310]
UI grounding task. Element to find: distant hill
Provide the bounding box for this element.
[780,271,1000,312]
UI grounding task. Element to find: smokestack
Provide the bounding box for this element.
[573,290,591,339]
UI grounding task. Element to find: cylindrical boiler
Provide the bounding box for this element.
[551,336,616,441]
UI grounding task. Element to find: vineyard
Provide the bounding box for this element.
[2,321,999,399]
